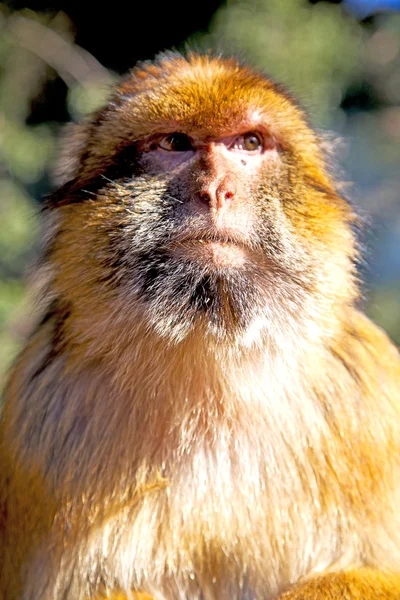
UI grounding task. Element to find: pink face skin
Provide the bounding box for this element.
[139,129,280,268]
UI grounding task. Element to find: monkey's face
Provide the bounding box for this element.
[50,54,356,347]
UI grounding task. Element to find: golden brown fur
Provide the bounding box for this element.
[0,52,400,599]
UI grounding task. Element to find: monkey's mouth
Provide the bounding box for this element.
[169,232,254,268]
[169,234,254,269]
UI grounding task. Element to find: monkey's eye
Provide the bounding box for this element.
[159,133,194,152]
[233,132,263,152]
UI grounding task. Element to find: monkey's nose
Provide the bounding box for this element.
[198,180,235,211]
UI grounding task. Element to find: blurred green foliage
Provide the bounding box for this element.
[368,284,400,343]
[0,0,399,387]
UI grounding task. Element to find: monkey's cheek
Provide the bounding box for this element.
[171,241,249,269]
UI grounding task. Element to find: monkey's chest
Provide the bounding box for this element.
[88,452,343,600]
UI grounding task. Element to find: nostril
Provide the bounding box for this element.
[197,182,235,209]
[199,191,211,206]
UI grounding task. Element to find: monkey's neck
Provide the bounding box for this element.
[61,324,330,495]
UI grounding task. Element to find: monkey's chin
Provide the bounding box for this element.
[172,240,248,269]
[136,242,273,345]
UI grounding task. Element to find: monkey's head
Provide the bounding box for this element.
[47,53,357,351]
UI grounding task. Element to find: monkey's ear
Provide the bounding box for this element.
[52,122,90,187]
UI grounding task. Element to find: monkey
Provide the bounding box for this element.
[0,51,400,600]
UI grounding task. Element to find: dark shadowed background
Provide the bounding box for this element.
[0,0,399,385]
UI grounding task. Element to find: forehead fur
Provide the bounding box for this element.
[109,53,309,138]
[115,53,292,135]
